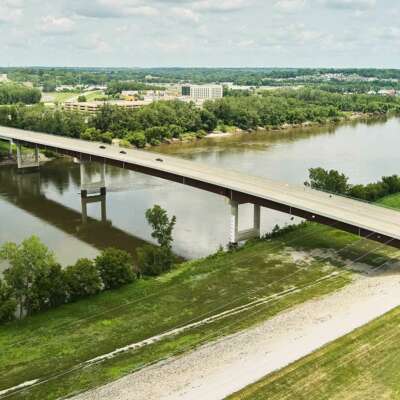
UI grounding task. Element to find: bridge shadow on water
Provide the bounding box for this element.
[0,162,150,263]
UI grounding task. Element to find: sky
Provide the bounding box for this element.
[0,0,399,68]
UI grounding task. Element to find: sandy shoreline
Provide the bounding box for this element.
[70,262,400,400]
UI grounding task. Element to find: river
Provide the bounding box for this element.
[1,117,399,267]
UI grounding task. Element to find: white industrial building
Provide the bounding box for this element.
[181,84,223,100]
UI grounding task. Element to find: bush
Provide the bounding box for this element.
[118,139,131,148]
[100,131,113,144]
[81,127,102,141]
[95,248,136,289]
[196,130,207,139]
[77,95,87,103]
[137,245,174,277]
[126,131,146,148]
[0,279,17,323]
[30,263,67,312]
[144,127,167,145]
[65,258,103,301]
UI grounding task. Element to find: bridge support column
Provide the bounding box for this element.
[78,160,106,198]
[16,142,39,170]
[229,201,261,245]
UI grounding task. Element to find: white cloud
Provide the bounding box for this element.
[274,0,306,13]
[40,16,75,35]
[192,0,251,12]
[321,0,376,10]
[71,0,159,18]
[0,6,22,23]
[171,7,200,22]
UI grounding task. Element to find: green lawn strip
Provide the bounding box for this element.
[83,91,104,101]
[226,307,400,400]
[0,212,398,399]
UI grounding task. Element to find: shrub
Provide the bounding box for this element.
[196,130,207,139]
[77,95,87,103]
[95,248,136,289]
[119,139,131,148]
[137,245,174,277]
[81,128,102,142]
[126,131,146,148]
[0,279,17,323]
[100,131,113,144]
[65,258,103,301]
[30,263,67,312]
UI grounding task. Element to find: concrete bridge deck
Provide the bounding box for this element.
[1,125,400,248]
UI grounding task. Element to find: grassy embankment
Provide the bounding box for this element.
[1,212,398,400]
[228,193,400,400]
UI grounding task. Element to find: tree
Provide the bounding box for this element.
[65,258,103,301]
[137,206,177,277]
[95,248,136,289]
[305,167,349,194]
[145,205,176,248]
[77,95,87,103]
[0,279,17,324]
[0,236,57,317]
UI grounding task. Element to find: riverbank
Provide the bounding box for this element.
[203,111,385,140]
[1,215,398,400]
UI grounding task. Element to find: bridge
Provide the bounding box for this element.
[1,125,400,248]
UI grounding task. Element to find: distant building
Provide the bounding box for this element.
[63,99,152,113]
[181,84,223,100]
[0,74,8,82]
[378,89,396,97]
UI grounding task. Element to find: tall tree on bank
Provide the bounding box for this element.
[137,205,176,276]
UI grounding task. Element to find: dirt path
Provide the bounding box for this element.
[71,265,400,400]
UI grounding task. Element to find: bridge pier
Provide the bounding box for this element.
[76,159,106,198]
[16,142,40,170]
[229,200,261,245]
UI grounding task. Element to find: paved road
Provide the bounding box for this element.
[1,126,400,244]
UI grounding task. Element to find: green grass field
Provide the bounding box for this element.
[1,215,398,400]
[228,193,400,400]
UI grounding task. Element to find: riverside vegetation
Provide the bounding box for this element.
[0,205,176,324]
[1,88,400,147]
[1,176,400,398]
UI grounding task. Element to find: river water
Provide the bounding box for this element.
[1,117,399,267]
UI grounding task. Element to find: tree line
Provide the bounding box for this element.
[0,89,399,146]
[0,205,176,324]
[305,167,400,202]
[0,83,41,105]
[3,67,400,86]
